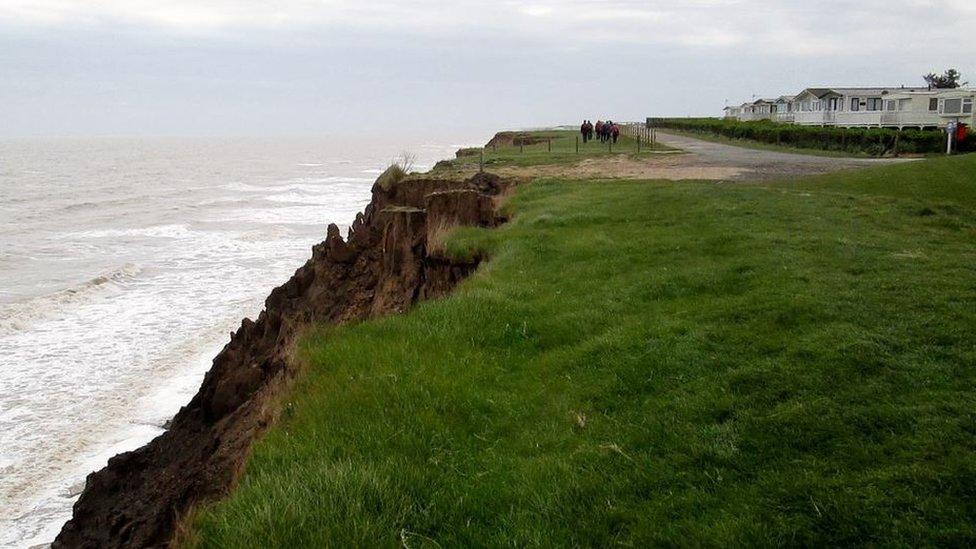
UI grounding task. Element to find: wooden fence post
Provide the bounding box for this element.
[548,138,552,152]
[576,135,579,154]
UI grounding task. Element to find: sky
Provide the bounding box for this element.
[1,0,974,137]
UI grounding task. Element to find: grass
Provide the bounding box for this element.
[184,140,976,546]
[431,130,675,175]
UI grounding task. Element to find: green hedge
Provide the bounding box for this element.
[648,118,947,156]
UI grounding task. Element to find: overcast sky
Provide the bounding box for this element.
[1,0,973,136]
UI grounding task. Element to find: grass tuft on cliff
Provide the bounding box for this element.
[186,149,976,546]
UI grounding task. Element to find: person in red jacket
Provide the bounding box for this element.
[581,120,593,143]
[611,123,620,144]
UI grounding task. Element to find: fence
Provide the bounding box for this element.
[472,127,661,169]
[620,123,657,149]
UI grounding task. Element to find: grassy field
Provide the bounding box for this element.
[434,129,675,173]
[185,139,976,546]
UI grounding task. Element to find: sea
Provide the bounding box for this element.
[0,133,486,547]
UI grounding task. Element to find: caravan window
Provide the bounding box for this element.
[943,98,962,114]
[850,98,859,111]
[866,98,883,111]
[964,98,973,114]
[928,98,939,111]
[885,100,896,111]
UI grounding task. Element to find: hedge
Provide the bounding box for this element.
[648,118,951,156]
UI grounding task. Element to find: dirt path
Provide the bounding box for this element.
[494,132,912,181]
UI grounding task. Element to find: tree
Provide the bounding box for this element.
[923,68,966,89]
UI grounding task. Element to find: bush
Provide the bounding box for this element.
[374,153,416,191]
[648,118,946,156]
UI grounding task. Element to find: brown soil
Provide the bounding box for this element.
[485,131,552,149]
[53,172,511,549]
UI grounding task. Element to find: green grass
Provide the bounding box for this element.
[186,150,976,546]
[433,130,675,174]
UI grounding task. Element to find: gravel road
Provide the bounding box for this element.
[654,131,912,180]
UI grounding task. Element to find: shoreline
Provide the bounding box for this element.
[36,129,976,546]
[1,135,490,548]
[52,156,512,547]
[5,335,226,547]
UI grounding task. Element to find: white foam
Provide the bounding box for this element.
[0,264,142,335]
[221,177,375,194]
[264,192,340,205]
[60,224,195,240]
[0,133,484,547]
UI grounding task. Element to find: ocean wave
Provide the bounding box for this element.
[0,264,142,334]
[61,224,194,240]
[264,192,339,205]
[236,225,296,242]
[221,177,374,194]
[54,195,145,214]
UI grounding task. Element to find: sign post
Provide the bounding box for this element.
[947,121,958,155]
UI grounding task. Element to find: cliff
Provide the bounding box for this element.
[54,170,510,548]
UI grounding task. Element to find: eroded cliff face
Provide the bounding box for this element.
[54,172,510,549]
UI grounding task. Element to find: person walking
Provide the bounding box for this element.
[611,122,620,144]
[580,120,589,143]
[595,120,603,143]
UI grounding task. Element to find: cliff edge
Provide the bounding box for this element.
[54,170,510,548]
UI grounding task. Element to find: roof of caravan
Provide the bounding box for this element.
[729,88,973,108]
[798,87,930,98]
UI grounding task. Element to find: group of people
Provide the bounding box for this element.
[580,120,620,144]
